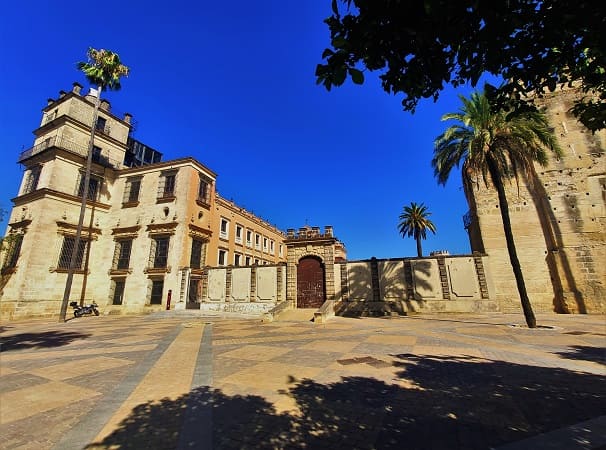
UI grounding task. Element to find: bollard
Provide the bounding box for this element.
[166,289,172,310]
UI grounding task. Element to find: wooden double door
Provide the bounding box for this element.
[297,256,326,308]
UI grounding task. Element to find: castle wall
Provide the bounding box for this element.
[468,88,605,313]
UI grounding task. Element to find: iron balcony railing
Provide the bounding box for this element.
[18,135,122,169]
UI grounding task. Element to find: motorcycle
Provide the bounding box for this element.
[70,301,100,318]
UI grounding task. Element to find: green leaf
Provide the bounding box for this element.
[334,68,347,86]
[322,48,334,59]
[332,36,347,49]
[349,68,364,84]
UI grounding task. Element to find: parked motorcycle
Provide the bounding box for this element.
[70,301,100,318]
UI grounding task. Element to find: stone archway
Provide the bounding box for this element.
[297,256,326,308]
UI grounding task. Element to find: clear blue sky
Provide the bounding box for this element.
[1,1,491,260]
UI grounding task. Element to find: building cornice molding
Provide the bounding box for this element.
[56,220,102,238]
[188,223,212,240]
[112,225,141,238]
[146,222,178,235]
[118,157,217,179]
[12,188,111,210]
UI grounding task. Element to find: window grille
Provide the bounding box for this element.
[113,239,132,269]
[123,178,141,203]
[76,174,101,201]
[23,166,41,195]
[190,239,206,269]
[57,236,88,269]
[150,279,164,304]
[112,279,125,305]
[2,234,24,269]
[157,172,176,199]
[150,236,170,268]
[198,175,211,203]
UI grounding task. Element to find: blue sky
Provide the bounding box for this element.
[1,1,488,260]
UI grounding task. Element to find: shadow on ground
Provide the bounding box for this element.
[0,330,91,352]
[86,355,605,449]
[555,345,606,365]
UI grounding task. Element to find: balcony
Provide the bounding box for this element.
[18,136,121,169]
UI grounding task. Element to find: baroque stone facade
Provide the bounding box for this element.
[0,83,286,319]
[465,87,605,314]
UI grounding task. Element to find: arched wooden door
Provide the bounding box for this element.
[297,256,326,308]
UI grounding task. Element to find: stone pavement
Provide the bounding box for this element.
[1,311,605,449]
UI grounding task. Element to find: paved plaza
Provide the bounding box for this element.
[1,310,605,449]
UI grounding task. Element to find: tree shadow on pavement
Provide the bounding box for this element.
[0,330,91,352]
[86,356,606,450]
[555,345,606,365]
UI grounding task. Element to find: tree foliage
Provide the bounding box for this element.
[77,48,130,91]
[316,0,606,131]
[432,90,561,327]
[397,202,436,257]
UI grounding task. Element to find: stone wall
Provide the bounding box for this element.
[193,264,287,314]
[334,255,497,313]
[468,87,605,314]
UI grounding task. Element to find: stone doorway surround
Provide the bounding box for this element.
[285,225,338,309]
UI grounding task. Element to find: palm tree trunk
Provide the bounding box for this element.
[59,84,102,321]
[416,236,423,257]
[487,157,537,328]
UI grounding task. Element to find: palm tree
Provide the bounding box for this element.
[398,202,437,257]
[432,90,561,328]
[59,48,129,322]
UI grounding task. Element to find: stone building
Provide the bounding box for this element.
[0,83,286,319]
[3,83,603,320]
[464,87,605,314]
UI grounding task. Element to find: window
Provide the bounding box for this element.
[235,225,243,244]
[123,178,141,204]
[57,236,88,269]
[218,249,227,266]
[254,258,259,265]
[77,174,101,201]
[150,279,164,304]
[157,172,176,199]
[23,166,41,195]
[113,239,132,270]
[220,218,229,240]
[263,237,268,251]
[190,239,206,269]
[92,145,102,163]
[198,175,211,204]
[95,117,107,132]
[245,256,251,265]
[270,240,275,254]
[234,253,241,266]
[246,230,252,247]
[112,279,125,305]
[2,234,23,269]
[150,236,170,268]
[279,244,283,257]
[255,234,260,250]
